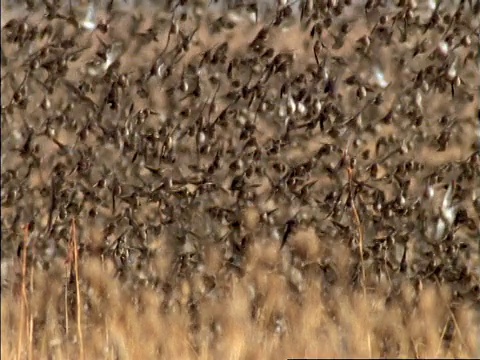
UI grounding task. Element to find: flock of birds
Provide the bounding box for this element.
[1,0,480,345]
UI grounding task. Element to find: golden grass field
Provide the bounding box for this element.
[1,1,480,359]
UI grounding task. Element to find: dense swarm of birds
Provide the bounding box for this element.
[1,0,480,355]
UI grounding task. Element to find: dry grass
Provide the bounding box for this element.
[2,240,480,359]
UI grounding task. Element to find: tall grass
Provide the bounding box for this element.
[2,226,479,359]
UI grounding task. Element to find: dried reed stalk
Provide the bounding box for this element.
[71,219,85,360]
[347,163,372,358]
[17,224,29,360]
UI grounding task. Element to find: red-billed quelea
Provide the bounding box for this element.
[434,180,457,241]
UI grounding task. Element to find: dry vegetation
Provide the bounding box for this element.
[1,0,480,359]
